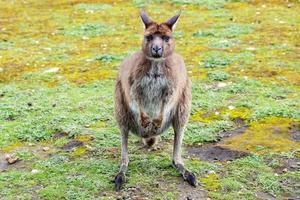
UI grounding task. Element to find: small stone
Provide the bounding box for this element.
[85,58,94,62]
[246,47,256,51]
[5,154,20,164]
[43,67,60,74]
[228,105,235,110]
[282,168,288,173]
[217,82,227,88]
[0,67,3,72]
[31,169,40,174]
[84,124,90,128]
[42,147,50,151]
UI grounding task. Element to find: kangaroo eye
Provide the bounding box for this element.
[146,35,153,41]
[163,36,170,42]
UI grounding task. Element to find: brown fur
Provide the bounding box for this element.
[113,11,197,190]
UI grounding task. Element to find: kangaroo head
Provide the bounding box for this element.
[140,10,181,59]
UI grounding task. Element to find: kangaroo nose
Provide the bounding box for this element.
[151,45,163,57]
[152,46,162,52]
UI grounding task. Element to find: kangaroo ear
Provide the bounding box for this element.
[166,11,181,31]
[140,10,152,29]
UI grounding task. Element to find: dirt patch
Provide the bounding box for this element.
[233,117,246,126]
[154,178,207,200]
[62,140,83,151]
[219,126,248,139]
[0,155,10,172]
[176,181,207,200]
[255,192,277,200]
[271,157,300,174]
[0,155,22,172]
[115,186,148,200]
[52,131,68,139]
[188,145,250,162]
[289,122,300,142]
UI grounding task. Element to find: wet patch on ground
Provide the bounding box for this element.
[219,125,248,139]
[266,156,300,175]
[52,131,69,139]
[289,122,300,142]
[0,155,12,172]
[255,192,277,200]
[187,124,250,162]
[188,145,250,162]
[0,154,26,172]
[62,140,83,151]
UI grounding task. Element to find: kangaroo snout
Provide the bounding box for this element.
[151,45,163,57]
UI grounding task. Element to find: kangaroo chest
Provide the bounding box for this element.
[129,61,174,137]
[136,62,171,118]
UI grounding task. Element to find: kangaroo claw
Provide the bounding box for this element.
[183,170,197,187]
[114,172,126,191]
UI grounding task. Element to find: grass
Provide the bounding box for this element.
[0,0,300,199]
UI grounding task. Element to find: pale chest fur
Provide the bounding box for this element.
[139,62,171,117]
[129,61,174,136]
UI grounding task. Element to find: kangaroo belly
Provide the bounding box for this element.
[129,72,174,138]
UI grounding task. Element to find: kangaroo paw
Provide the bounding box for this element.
[141,114,151,128]
[152,118,162,129]
[114,172,126,191]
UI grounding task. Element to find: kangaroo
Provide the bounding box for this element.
[114,10,197,190]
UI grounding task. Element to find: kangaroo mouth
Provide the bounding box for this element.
[152,54,162,58]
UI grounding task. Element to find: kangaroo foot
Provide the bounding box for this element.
[114,172,126,191]
[172,161,197,187]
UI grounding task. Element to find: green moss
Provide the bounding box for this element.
[200,52,232,68]
[201,173,220,191]
[73,3,112,12]
[207,71,231,81]
[220,117,300,154]
[95,54,125,63]
[193,24,253,38]
[63,23,113,37]
[171,0,227,9]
